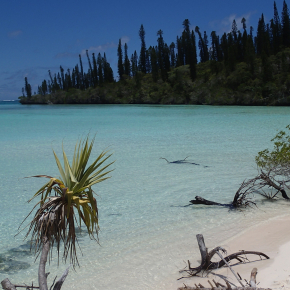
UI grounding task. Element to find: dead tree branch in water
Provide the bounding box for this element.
[189,167,290,209]
[160,156,200,165]
[190,179,257,209]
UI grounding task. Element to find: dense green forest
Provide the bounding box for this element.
[19,1,290,105]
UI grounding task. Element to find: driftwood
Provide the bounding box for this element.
[189,169,290,209]
[1,266,70,290]
[180,234,269,278]
[178,285,271,290]
[178,287,271,290]
[1,279,39,289]
[190,196,228,207]
[160,156,200,165]
[1,279,17,290]
[178,266,265,289]
[190,179,258,209]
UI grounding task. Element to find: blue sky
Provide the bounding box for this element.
[0,0,286,100]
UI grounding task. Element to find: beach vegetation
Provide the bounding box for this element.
[256,124,290,173]
[18,136,114,290]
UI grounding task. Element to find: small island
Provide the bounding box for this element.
[19,1,290,106]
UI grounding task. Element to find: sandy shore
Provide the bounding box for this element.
[180,214,290,290]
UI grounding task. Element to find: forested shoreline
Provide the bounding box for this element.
[19,1,290,106]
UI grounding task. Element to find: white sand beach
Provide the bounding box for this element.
[179,214,290,290]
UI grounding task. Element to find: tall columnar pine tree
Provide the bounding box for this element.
[148,46,159,82]
[220,32,228,62]
[282,0,290,47]
[41,80,48,96]
[74,64,81,89]
[124,43,131,77]
[245,30,256,74]
[203,31,209,61]
[271,1,282,53]
[60,66,65,90]
[48,70,53,86]
[92,53,98,86]
[97,53,104,85]
[79,54,84,89]
[103,53,114,83]
[210,31,221,62]
[138,24,148,73]
[157,29,170,81]
[86,50,93,86]
[228,19,239,65]
[176,36,183,66]
[178,19,197,80]
[256,14,271,56]
[237,30,244,62]
[24,77,32,99]
[65,69,72,90]
[117,39,124,80]
[182,19,191,64]
[241,18,248,60]
[227,32,237,72]
[146,50,151,74]
[189,31,197,81]
[57,72,62,90]
[131,50,138,77]
[169,42,176,67]
[232,19,238,42]
[256,14,266,55]
[195,26,208,62]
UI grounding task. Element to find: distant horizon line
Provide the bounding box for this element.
[0,99,19,102]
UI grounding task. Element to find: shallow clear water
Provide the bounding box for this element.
[1,102,290,289]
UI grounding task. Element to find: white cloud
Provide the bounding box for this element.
[80,42,117,56]
[8,30,23,38]
[209,11,255,34]
[120,36,130,45]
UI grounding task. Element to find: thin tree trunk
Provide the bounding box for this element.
[39,237,50,290]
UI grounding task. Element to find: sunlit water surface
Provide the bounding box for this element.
[0,102,290,289]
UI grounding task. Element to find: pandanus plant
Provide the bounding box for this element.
[22,136,114,290]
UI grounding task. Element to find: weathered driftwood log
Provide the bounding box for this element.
[190,178,258,209]
[180,234,269,278]
[178,266,265,290]
[190,170,290,209]
[1,263,69,290]
[190,197,228,207]
[1,278,40,289]
[1,279,17,290]
[178,286,271,290]
[160,156,200,165]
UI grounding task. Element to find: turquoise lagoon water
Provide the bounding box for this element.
[1,101,290,289]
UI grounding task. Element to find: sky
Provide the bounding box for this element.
[0,0,287,100]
